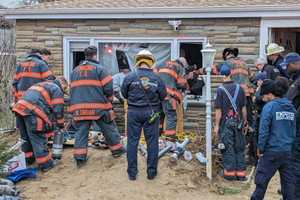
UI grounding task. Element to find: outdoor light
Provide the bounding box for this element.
[201,42,216,180]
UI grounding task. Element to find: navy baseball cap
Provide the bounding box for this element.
[281,52,300,67]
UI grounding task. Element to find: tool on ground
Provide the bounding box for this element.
[196,152,207,165]
[170,137,190,163]
[52,129,64,160]
[158,143,173,159]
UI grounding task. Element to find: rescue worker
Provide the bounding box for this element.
[251,77,296,200]
[12,48,55,102]
[266,43,288,78]
[69,46,125,168]
[282,53,300,199]
[121,49,167,180]
[157,57,188,139]
[214,67,248,181]
[12,77,67,171]
[254,57,280,80]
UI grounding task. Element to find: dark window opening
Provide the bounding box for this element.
[179,43,203,68]
[116,50,130,72]
[72,51,85,69]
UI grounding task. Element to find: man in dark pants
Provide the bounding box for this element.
[122,49,167,181]
[251,78,296,200]
[214,68,248,181]
[70,46,125,168]
[12,77,67,171]
[283,53,300,199]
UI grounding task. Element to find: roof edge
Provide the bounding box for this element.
[4,6,300,19]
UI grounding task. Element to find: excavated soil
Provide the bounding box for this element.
[17,147,280,200]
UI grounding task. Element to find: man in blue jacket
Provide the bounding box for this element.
[121,49,167,181]
[251,77,296,200]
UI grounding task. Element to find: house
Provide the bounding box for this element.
[3,0,300,81]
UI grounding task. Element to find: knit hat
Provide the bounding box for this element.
[260,79,275,95]
[266,43,284,56]
[219,63,231,76]
[280,52,300,67]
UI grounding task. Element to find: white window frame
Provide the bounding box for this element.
[260,17,300,57]
[63,36,206,80]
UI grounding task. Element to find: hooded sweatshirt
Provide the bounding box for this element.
[258,97,296,153]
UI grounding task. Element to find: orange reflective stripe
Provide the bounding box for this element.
[159,68,178,80]
[164,130,176,136]
[177,77,187,85]
[19,61,36,68]
[78,65,96,71]
[14,91,25,99]
[101,75,113,86]
[236,171,246,177]
[74,148,88,155]
[51,98,64,105]
[166,87,183,101]
[41,71,52,79]
[12,103,27,116]
[74,116,100,121]
[70,80,103,88]
[25,152,34,158]
[36,117,43,131]
[109,143,123,151]
[224,170,236,176]
[36,153,52,164]
[30,85,51,105]
[14,72,44,80]
[18,100,51,125]
[69,103,112,112]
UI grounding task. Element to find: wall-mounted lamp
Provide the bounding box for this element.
[168,20,182,31]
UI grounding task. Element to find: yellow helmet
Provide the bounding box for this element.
[134,49,156,68]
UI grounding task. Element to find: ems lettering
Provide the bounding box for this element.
[275,112,294,121]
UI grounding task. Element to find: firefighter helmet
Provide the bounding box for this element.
[134,49,156,68]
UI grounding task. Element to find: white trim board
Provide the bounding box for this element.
[5,6,300,19]
[260,18,300,57]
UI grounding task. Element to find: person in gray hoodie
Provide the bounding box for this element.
[251,77,296,200]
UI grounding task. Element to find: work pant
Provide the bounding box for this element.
[293,157,300,200]
[251,152,295,200]
[16,115,53,170]
[73,119,122,161]
[162,98,177,136]
[127,108,159,177]
[220,118,246,179]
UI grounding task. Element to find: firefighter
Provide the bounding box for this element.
[12,76,67,171]
[69,46,125,168]
[157,57,188,139]
[12,48,55,102]
[251,77,296,200]
[266,43,288,78]
[214,67,248,181]
[121,49,167,180]
[282,53,300,199]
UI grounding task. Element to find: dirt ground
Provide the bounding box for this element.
[17,147,281,200]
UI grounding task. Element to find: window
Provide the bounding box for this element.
[64,37,206,80]
[98,43,171,74]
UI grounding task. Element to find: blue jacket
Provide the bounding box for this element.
[121,68,167,110]
[258,98,296,153]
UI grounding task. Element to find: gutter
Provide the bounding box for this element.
[4,6,300,19]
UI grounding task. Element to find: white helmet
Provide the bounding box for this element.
[134,49,156,68]
[266,43,284,56]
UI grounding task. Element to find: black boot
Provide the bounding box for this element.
[112,147,126,158]
[76,159,87,168]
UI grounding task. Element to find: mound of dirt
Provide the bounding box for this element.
[16,147,280,200]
